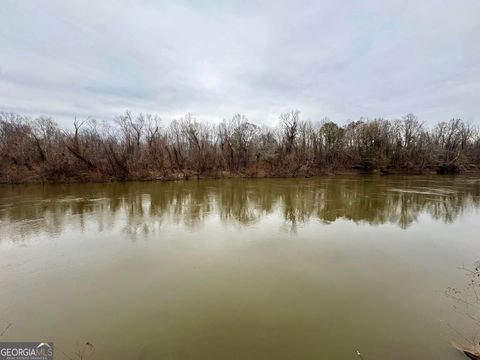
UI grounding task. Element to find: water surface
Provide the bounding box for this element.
[1,176,480,359]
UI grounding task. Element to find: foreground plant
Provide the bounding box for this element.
[446,262,480,359]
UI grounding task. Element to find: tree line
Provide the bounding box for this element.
[1,110,479,183]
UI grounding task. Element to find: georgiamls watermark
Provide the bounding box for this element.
[0,342,53,360]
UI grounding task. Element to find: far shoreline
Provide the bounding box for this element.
[2,168,479,186]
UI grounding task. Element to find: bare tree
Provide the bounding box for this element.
[1,111,479,183]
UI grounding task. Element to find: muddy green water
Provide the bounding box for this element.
[1,176,480,359]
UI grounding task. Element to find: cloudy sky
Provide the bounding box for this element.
[1,0,479,127]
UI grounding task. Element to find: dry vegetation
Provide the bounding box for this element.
[1,111,479,183]
[447,262,480,359]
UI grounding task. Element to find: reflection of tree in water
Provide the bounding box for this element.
[0,176,479,240]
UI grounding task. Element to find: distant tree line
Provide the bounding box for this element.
[1,111,479,183]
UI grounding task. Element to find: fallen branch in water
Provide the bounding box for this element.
[464,351,480,360]
[453,343,480,360]
[75,341,95,360]
[0,318,12,336]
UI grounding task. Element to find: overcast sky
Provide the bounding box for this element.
[1,0,479,127]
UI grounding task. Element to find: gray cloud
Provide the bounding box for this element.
[1,0,479,127]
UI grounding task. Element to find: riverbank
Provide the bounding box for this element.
[2,165,479,184]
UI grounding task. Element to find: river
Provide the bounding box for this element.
[1,176,479,359]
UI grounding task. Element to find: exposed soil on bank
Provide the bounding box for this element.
[1,166,479,185]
